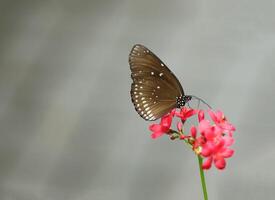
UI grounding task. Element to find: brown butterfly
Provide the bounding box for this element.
[129,44,194,121]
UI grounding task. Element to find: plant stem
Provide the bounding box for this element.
[198,155,208,200]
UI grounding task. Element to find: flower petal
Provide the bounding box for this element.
[214,156,226,170]
[202,157,213,170]
[220,123,236,131]
[149,124,162,132]
[201,144,212,157]
[176,107,196,121]
[198,120,211,135]
[208,109,218,123]
[216,110,224,120]
[186,109,197,118]
[160,114,172,129]
[223,136,234,146]
[177,121,183,132]
[221,149,234,158]
[151,131,164,139]
[190,125,197,138]
[170,109,176,116]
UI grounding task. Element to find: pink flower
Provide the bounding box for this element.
[175,107,197,122]
[149,112,173,139]
[198,119,235,170]
[202,137,234,170]
[199,120,222,140]
[147,106,236,171]
[208,109,236,132]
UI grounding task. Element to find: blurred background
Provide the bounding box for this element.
[0,0,275,199]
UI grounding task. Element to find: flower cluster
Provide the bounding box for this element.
[149,107,236,170]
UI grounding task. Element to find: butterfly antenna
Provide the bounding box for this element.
[189,95,212,109]
[197,98,201,109]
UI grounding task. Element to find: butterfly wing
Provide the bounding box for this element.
[129,44,184,121]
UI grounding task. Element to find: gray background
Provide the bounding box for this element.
[0,0,274,199]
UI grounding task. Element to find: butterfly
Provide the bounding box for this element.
[129,44,196,121]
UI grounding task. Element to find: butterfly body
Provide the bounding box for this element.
[176,95,192,108]
[129,44,192,121]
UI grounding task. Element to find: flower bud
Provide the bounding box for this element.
[177,121,183,132]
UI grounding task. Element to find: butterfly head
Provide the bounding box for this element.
[176,95,192,108]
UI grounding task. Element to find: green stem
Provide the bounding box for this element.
[198,156,208,200]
